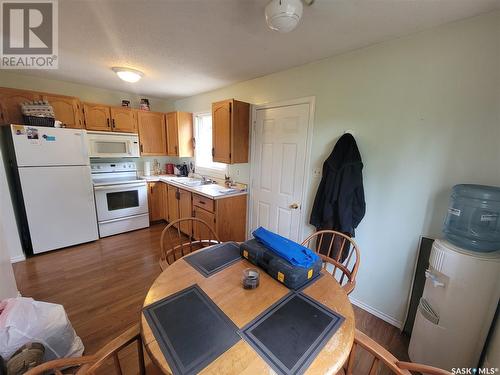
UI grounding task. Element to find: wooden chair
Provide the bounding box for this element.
[341,329,452,375]
[159,217,221,270]
[301,230,360,295]
[24,323,145,375]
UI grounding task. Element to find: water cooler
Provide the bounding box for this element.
[409,184,500,370]
[408,240,500,369]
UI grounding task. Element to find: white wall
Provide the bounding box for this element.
[174,11,500,326]
[0,150,19,299]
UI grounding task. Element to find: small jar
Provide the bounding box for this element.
[242,268,260,289]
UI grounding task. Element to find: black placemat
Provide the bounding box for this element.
[143,284,240,375]
[241,292,345,375]
[184,242,241,277]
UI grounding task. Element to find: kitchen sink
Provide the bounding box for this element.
[174,177,213,187]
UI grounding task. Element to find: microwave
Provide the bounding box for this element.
[87,131,140,158]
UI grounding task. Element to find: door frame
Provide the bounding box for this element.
[248,96,316,240]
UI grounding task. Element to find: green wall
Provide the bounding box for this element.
[174,11,500,325]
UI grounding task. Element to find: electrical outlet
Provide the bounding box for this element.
[235,169,240,176]
[313,168,322,178]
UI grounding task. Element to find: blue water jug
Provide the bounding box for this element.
[443,184,500,252]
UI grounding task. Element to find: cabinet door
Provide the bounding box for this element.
[167,185,179,226]
[137,111,167,155]
[42,94,82,128]
[165,112,179,156]
[178,188,192,235]
[83,103,111,131]
[159,182,168,221]
[110,107,137,133]
[0,88,41,125]
[212,100,232,163]
[193,206,216,241]
[177,112,194,158]
[148,182,163,222]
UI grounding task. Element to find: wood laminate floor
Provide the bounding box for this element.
[13,224,409,374]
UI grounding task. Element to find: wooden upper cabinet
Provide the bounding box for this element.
[212,99,250,164]
[137,111,167,156]
[83,103,111,131]
[41,94,82,129]
[110,107,137,133]
[0,87,41,125]
[166,111,193,157]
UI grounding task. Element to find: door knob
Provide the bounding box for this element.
[289,203,299,210]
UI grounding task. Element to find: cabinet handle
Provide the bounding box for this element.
[112,119,116,129]
[211,147,215,157]
[140,144,143,153]
[106,118,110,127]
[175,190,180,200]
[174,145,178,154]
[192,138,196,149]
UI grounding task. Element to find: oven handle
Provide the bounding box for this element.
[94,182,147,191]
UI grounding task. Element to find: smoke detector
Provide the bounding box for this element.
[265,0,304,33]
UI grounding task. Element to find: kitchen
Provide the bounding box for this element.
[1,1,499,374]
[1,93,250,255]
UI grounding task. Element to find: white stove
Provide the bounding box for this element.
[91,162,149,237]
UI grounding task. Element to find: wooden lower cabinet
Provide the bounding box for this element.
[167,184,179,226]
[193,206,216,240]
[150,182,247,242]
[178,188,192,235]
[148,182,164,222]
[193,193,247,242]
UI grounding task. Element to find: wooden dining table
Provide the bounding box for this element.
[141,246,355,375]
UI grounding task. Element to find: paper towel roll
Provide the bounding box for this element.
[144,161,151,176]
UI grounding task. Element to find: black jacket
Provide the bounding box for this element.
[310,133,365,236]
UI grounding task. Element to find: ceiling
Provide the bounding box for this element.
[15,0,500,100]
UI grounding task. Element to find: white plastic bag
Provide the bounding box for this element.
[0,297,84,361]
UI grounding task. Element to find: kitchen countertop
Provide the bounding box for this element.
[140,175,248,200]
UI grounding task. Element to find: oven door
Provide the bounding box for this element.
[94,182,148,222]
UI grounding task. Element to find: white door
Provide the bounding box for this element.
[11,125,89,166]
[19,165,98,253]
[251,103,311,242]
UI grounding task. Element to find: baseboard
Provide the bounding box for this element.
[10,254,26,263]
[349,296,403,329]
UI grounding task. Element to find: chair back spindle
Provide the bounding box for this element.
[160,217,221,270]
[301,230,360,295]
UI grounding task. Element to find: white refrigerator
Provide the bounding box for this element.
[6,125,98,254]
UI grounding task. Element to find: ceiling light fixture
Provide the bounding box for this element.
[265,0,303,33]
[112,67,144,83]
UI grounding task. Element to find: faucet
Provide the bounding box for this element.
[191,173,214,184]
